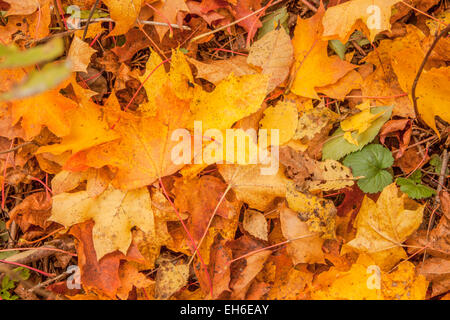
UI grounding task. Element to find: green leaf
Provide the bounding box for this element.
[329,40,347,60]
[396,177,436,199]
[257,7,289,39]
[0,61,72,101]
[13,267,30,281]
[0,38,64,69]
[0,250,18,260]
[0,220,8,242]
[343,144,394,193]
[429,154,449,175]
[322,106,393,160]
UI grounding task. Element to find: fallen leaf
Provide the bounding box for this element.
[344,183,424,270]
[243,209,268,241]
[290,4,355,99]
[247,28,294,92]
[51,185,155,259]
[286,182,337,239]
[279,205,325,264]
[103,0,143,36]
[67,37,97,73]
[322,0,402,42]
[155,259,189,300]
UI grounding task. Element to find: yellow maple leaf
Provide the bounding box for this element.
[312,254,428,300]
[51,185,155,260]
[10,83,77,140]
[37,83,119,155]
[344,183,424,270]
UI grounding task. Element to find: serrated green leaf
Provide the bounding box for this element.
[329,40,347,60]
[257,7,289,39]
[322,106,393,160]
[0,38,64,69]
[0,61,71,101]
[343,144,394,193]
[429,154,449,175]
[396,177,436,199]
[408,170,422,184]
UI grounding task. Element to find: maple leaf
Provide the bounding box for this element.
[9,83,77,140]
[51,185,155,260]
[37,82,119,156]
[69,221,145,298]
[67,83,192,190]
[227,235,271,299]
[2,0,40,16]
[173,175,240,242]
[322,0,401,42]
[117,262,154,300]
[392,52,450,136]
[344,183,424,270]
[189,73,268,132]
[280,146,354,192]
[155,257,189,300]
[289,4,355,99]
[103,0,143,36]
[312,254,428,300]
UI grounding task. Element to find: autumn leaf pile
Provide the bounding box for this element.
[0,0,449,300]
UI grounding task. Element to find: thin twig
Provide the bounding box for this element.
[81,18,191,30]
[411,24,450,124]
[82,0,100,41]
[0,141,35,155]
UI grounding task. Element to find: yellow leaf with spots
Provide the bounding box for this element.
[50,185,155,260]
[155,259,189,300]
[286,182,337,239]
